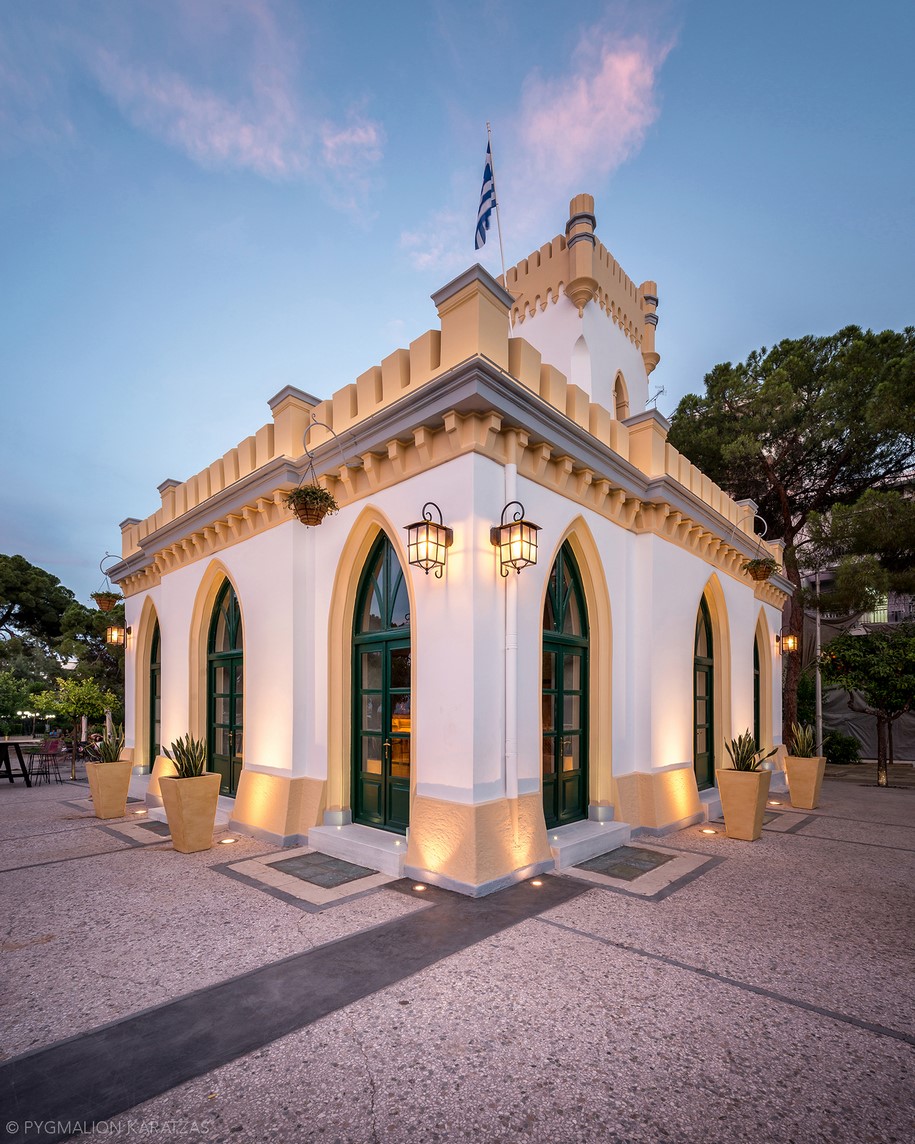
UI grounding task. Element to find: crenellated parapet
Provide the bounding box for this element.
[502,194,660,374]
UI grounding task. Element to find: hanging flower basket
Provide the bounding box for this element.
[283,483,339,527]
[90,590,122,612]
[743,557,779,582]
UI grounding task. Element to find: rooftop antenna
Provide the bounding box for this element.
[648,384,666,409]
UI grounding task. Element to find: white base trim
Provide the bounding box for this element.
[308,823,406,877]
[547,818,631,869]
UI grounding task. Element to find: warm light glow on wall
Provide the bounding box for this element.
[490,501,541,576]
[405,502,453,578]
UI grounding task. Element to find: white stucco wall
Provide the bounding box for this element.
[122,448,783,815]
[515,294,650,416]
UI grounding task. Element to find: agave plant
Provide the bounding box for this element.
[89,728,125,763]
[164,734,209,778]
[725,730,777,772]
[789,722,817,757]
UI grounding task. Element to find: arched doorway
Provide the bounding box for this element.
[149,620,161,770]
[542,542,589,827]
[694,598,714,790]
[208,580,243,797]
[352,533,411,833]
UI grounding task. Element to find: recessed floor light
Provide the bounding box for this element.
[768,800,782,806]
[133,809,146,816]
[531,879,543,887]
[700,827,717,835]
[219,837,237,845]
[412,883,426,892]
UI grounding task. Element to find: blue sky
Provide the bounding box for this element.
[2,0,913,602]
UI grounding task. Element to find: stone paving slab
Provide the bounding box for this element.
[0,775,913,1143]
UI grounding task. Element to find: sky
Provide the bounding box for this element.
[1,0,913,603]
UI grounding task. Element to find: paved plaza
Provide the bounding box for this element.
[1,765,913,1144]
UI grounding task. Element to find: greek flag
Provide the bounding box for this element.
[475,141,495,250]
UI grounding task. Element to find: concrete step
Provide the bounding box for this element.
[548,819,631,870]
[308,823,406,877]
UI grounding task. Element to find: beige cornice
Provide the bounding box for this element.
[115,410,790,608]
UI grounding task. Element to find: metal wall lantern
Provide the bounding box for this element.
[105,625,130,646]
[490,501,541,577]
[405,502,453,578]
[777,631,798,654]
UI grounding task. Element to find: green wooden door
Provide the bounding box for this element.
[149,620,161,770]
[542,544,589,828]
[353,535,411,833]
[208,581,243,797]
[694,598,714,791]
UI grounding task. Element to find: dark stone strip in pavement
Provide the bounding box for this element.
[539,917,915,1047]
[781,814,818,834]
[0,876,588,1143]
[0,847,138,874]
[779,832,915,853]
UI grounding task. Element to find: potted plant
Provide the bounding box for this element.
[90,590,123,612]
[742,556,780,582]
[159,735,221,853]
[283,483,339,526]
[716,731,777,841]
[784,722,827,809]
[85,728,133,819]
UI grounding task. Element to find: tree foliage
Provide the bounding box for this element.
[820,624,915,785]
[808,488,915,613]
[668,325,915,735]
[0,554,124,726]
[0,554,76,642]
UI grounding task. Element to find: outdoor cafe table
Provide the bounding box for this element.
[0,740,32,787]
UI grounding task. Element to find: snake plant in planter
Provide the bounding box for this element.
[716,731,777,840]
[283,483,339,526]
[85,728,133,820]
[785,722,826,810]
[160,735,221,853]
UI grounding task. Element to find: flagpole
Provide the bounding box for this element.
[486,122,513,332]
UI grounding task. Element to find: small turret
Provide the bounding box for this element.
[564,194,598,316]
[639,281,660,375]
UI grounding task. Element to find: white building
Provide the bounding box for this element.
[111,194,790,895]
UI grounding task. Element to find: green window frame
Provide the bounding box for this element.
[149,619,161,769]
[207,580,244,797]
[542,543,589,828]
[352,534,411,834]
[694,598,714,791]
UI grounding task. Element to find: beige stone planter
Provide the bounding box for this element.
[85,760,134,820]
[716,768,771,841]
[159,773,221,853]
[785,755,826,810]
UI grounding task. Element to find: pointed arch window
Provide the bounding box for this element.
[542,543,589,828]
[694,599,714,790]
[353,534,411,833]
[149,620,161,767]
[208,580,243,797]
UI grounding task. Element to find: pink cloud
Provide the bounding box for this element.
[517,33,672,193]
[93,49,308,178]
[84,1,384,196]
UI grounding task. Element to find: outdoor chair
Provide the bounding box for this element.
[31,739,65,786]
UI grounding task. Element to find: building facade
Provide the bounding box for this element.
[111,194,790,895]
